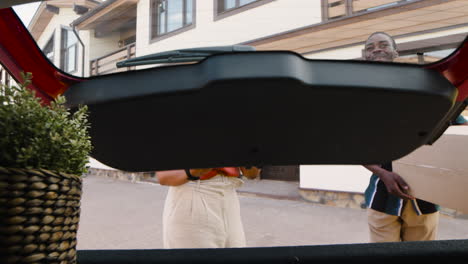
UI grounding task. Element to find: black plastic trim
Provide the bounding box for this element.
[77,239,468,264]
[65,51,457,171]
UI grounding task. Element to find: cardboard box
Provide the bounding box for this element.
[393,126,468,213]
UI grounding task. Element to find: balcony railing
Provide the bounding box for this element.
[90,43,136,76]
[322,0,416,21]
[0,65,12,86]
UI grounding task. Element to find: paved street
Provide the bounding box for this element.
[76,176,468,250]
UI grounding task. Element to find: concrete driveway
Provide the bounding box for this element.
[76,176,468,249]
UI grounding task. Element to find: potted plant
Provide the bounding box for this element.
[0,72,92,264]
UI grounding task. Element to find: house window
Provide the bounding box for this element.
[217,0,258,14]
[43,34,54,62]
[152,0,194,39]
[214,0,273,20]
[322,0,417,21]
[61,28,78,73]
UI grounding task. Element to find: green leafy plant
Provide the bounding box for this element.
[0,72,92,175]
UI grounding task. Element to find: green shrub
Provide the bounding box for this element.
[0,72,92,175]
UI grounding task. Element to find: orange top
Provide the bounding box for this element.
[199,167,240,180]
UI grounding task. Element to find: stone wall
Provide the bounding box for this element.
[86,168,157,183]
[299,188,365,210]
[299,188,466,218]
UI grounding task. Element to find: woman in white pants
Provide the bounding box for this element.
[157,167,260,249]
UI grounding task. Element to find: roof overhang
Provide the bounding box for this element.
[72,0,137,36]
[28,2,53,41]
[0,0,41,9]
[28,0,100,41]
[245,0,468,54]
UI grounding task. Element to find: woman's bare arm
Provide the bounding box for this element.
[156,170,189,186]
[156,169,214,186]
[240,167,261,179]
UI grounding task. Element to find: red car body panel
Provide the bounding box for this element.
[426,40,468,102]
[0,8,83,104]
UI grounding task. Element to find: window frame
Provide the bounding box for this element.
[214,0,275,21]
[3,69,11,87]
[43,33,55,63]
[150,0,196,43]
[60,27,78,74]
[321,0,417,22]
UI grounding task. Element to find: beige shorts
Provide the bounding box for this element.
[367,201,439,242]
[162,175,246,248]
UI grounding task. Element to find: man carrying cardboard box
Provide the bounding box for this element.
[362,32,440,242]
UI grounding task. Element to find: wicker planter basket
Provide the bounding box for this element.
[0,167,82,264]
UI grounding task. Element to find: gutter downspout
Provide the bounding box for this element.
[70,24,85,77]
